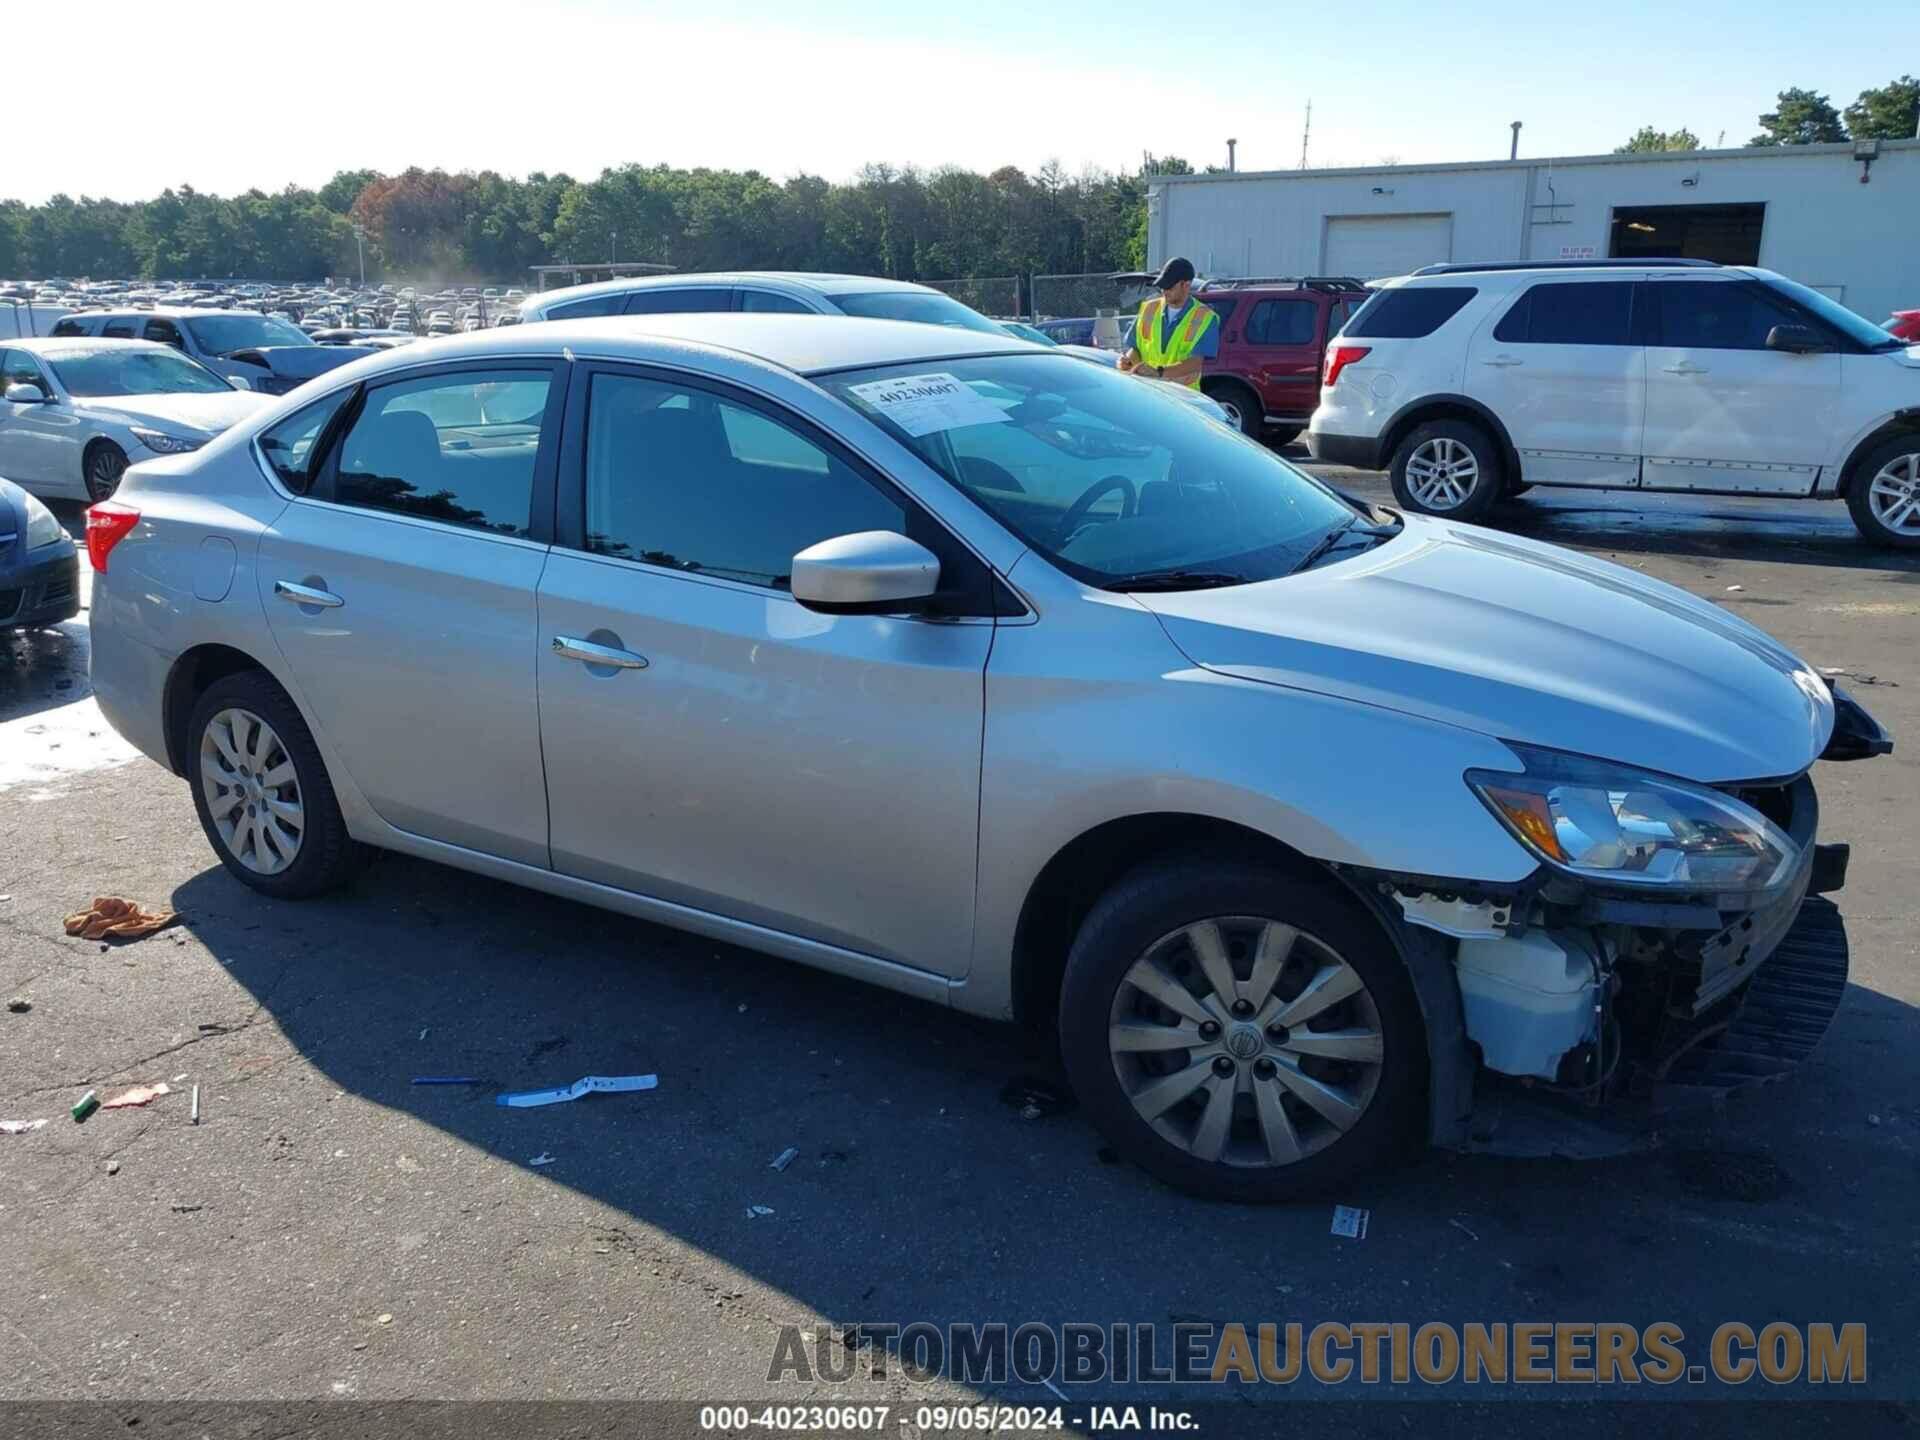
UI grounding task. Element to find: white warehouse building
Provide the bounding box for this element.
[1148,139,1919,324]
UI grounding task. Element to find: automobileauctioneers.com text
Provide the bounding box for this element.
[768,1320,1865,1388]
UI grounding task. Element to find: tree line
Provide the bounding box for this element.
[0,159,1172,285]
[4,74,1912,283]
[1618,75,1918,152]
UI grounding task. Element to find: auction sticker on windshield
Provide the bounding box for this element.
[846,372,1009,437]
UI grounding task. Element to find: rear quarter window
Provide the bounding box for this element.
[1344,286,1478,339]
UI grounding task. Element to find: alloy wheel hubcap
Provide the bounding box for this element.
[199,708,304,875]
[1867,454,1920,533]
[1405,438,1480,510]
[1107,917,1385,1168]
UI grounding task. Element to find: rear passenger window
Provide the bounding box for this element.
[1344,286,1476,339]
[330,369,551,536]
[545,294,626,320]
[738,290,812,315]
[1246,299,1317,346]
[50,319,88,337]
[104,322,136,338]
[581,372,904,588]
[1493,282,1635,346]
[623,288,733,315]
[258,389,354,494]
[1199,297,1238,330]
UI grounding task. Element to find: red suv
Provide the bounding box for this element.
[1194,277,1372,443]
[1886,309,1920,343]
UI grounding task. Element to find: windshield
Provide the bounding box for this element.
[1761,276,1905,351]
[185,313,313,355]
[50,347,233,398]
[820,354,1364,587]
[832,291,1009,336]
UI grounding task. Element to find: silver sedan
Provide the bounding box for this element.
[86,315,1882,1199]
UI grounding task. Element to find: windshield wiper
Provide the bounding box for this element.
[1102,570,1250,593]
[1288,519,1397,576]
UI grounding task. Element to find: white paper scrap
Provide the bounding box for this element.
[847,372,1011,438]
[496,1074,658,1108]
[1331,1204,1370,1240]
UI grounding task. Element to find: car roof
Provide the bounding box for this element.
[324,313,1034,379]
[67,307,271,320]
[7,336,175,356]
[526,271,939,309]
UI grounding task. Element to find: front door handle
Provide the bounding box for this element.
[273,579,344,608]
[1481,354,1523,368]
[552,635,649,670]
[1662,361,1710,375]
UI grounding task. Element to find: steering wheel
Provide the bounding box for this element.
[1055,475,1137,548]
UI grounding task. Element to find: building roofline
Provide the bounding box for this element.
[1151,137,1920,186]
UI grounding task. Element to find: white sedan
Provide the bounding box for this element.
[0,339,268,501]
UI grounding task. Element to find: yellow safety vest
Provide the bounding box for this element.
[1134,297,1218,388]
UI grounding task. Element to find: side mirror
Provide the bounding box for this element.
[1765,323,1828,355]
[229,374,255,391]
[790,531,940,615]
[4,382,47,404]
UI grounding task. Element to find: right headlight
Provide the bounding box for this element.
[1466,743,1798,895]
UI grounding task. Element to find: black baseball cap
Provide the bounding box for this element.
[1151,257,1196,290]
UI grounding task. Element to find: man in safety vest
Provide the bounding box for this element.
[1118,257,1218,389]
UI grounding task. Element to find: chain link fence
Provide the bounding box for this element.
[1030,272,1151,324]
[920,275,1021,318]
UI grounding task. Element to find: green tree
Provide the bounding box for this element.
[1615,126,1702,153]
[1845,75,1920,140]
[1749,88,1846,146]
[317,170,382,214]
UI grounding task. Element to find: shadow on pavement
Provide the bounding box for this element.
[165,846,1920,1400]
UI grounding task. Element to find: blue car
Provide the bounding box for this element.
[1,477,80,632]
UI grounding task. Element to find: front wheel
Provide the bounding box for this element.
[1389,420,1503,522]
[1202,381,1263,439]
[1058,862,1425,1202]
[1845,437,1920,548]
[84,442,128,502]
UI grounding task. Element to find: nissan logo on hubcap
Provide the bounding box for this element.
[1226,1026,1263,1060]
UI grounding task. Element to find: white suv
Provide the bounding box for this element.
[1307,260,1920,547]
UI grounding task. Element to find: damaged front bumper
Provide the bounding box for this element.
[1349,691,1890,1156]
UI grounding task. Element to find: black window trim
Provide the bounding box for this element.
[554,358,1019,620]
[301,356,569,546]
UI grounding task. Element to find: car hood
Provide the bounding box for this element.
[84,390,269,436]
[1134,516,1834,783]
[223,344,373,378]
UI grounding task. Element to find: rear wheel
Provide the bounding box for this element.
[83,441,127,502]
[187,670,364,898]
[1845,437,1920,548]
[1267,425,1303,449]
[1058,862,1425,1201]
[1389,419,1503,522]
[1203,380,1263,439]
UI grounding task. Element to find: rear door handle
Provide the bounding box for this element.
[552,635,649,670]
[1662,361,1710,375]
[273,580,344,608]
[1480,355,1523,368]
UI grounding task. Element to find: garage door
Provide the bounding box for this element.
[1324,214,1453,279]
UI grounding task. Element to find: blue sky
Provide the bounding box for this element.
[12,0,1915,202]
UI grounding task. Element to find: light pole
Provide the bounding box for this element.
[611,229,618,267]
[353,224,366,286]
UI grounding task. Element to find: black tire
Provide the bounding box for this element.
[1388,419,1503,523]
[1843,434,1920,549]
[1203,380,1263,439]
[1267,425,1302,449]
[83,441,127,502]
[1058,861,1426,1202]
[1504,479,1534,498]
[186,670,364,899]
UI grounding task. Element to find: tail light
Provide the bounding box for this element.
[85,501,140,572]
[1322,344,1372,389]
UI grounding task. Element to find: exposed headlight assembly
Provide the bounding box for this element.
[130,428,204,455]
[1467,743,1798,895]
[22,491,65,549]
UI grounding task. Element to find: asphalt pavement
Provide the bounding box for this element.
[2,470,1917,1430]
